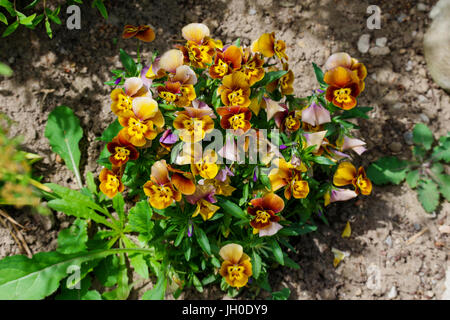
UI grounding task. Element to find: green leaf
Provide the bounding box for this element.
[234,38,241,47]
[312,63,326,86]
[251,251,262,280]
[129,253,149,279]
[0,12,7,25]
[45,106,83,188]
[2,20,19,37]
[174,226,186,247]
[142,275,167,300]
[98,119,122,142]
[112,193,125,224]
[218,198,248,220]
[86,171,97,195]
[339,107,373,120]
[57,219,88,254]
[432,134,450,163]
[435,173,450,202]
[254,70,288,87]
[268,238,284,265]
[367,156,409,185]
[413,123,433,150]
[194,227,211,255]
[0,248,155,299]
[406,169,420,189]
[24,0,41,10]
[0,62,12,76]
[417,179,439,213]
[93,0,108,20]
[45,19,52,38]
[271,287,290,300]
[284,256,300,270]
[48,13,61,25]
[94,255,120,287]
[119,49,137,76]
[192,274,203,293]
[19,13,36,26]
[312,156,336,166]
[128,201,153,242]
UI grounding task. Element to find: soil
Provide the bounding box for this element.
[0,0,449,300]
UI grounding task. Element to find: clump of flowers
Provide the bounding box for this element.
[96,24,373,297]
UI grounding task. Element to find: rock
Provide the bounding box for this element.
[248,8,256,15]
[385,236,393,248]
[369,47,391,56]
[404,131,414,145]
[279,1,295,7]
[405,60,413,71]
[355,288,362,296]
[414,223,422,231]
[397,13,407,22]
[357,34,370,53]
[376,37,388,47]
[389,142,402,152]
[417,95,428,103]
[387,286,398,299]
[424,0,450,92]
[418,3,428,11]
[419,113,430,123]
[392,102,406,111]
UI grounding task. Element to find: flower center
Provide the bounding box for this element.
[118,94,133,112]
[214,59,229,76]
[255,210,271,224]
[128,118,148,139]
[356,174,367,189]
[114,146,130,161]
[274,40,286,60]
[334,88,352,103]
[227,89,245,106]
[159,91,178,103]
[285,115,299,130]
[228,113,246,130]
[105,174,120,191]
[227,265,245,281]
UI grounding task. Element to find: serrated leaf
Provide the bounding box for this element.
[142,275,166,300]
[367,156,409,185]
[94,255,119,287]
[413,123,433,150]
[435,173,450,202]
[112,193,125,224]
[0,248,154,299]
[57,219,88,254]
[417,179,439,213]
[406,169,420,189]
[45,106,83,187]
[432,134,450,163]
[128,201,153,242]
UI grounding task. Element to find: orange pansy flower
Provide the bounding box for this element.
[218,71,251,108]
[219,243,252,288]
[173,107,215,143]
[333,162,372,195]
[269,157,309,200]
[251,32,288,61]
[107,134,139,167]
[122,25,155,42]
[217,106,252,135]
[324,66,362,110]
[99,168,124,198]
[209,45,243,79]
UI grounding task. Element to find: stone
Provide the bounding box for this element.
[392,102,406,111]
[419,113,430,123]
[385,236,393,248]
[404,131,414,145]
[389,142,402,152]
[406,60,413,72]
[369,47,391,56]
[376,37,388,47]
[248,8,257,15]
[424,0,450,92]
[357,34,370,53]
[387,286,398,299]
[418,3,428,11]
[397,13,407,22]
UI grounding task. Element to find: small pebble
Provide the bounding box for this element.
[357,34,370,53]
[414,223,421,231]
[405,60,413,71]
[397,13,407,22]
[389,142,402,152]
[375,37,387,47]
[387,286,398,299]
[248,8,256,15]
[417,3,428,11]
[369,47,391,56]
[419,113,430,123]
[403,131,414,145]
[385,236,393,248]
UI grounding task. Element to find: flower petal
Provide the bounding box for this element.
[124,77,143,97]
[258,222,283,237]
[159,49,184,74]
[304,130,327,153]
[333,162,357,186]
[132,97,158,120]
[182,23,210,43]
[219,243,243,264]
[330,188,358,203]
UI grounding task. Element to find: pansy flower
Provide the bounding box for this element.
[143,57,166,82]
[269,157,309,200]
[99,168,124,198]
[170,65,198,107]
[178,23,218,68]
[157,81,182,105]
[217,106,252,135]
[122,25,155,42]
[324,66,362,110]
[209,45,242,79]
[266,63,294,95]
[333,162,372,195]
[239,49,265,86]
[143,160,195,210]
[219,243,252,288]
[173,107,215,143]
[191,150,220,180]
[159,129,179,151]
[118,97,164,147]
[110,77,149,118]
[324,52,367,92]
[273,104,301,133]
[185,182,220,221]
[248,193,284,237]
[159,49,185,74]
[251,32,288,61]
[336,135,367,156]
[107,134,139,167]
[324,188,358,206]
[218,71,251,108]
[301,101,331,127]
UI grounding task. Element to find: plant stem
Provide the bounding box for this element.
[137,40,141,65]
